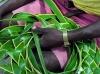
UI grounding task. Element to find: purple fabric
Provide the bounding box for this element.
[13,0,51,14]
[54,0,68,14]
[13,0,100,69]
[52,47,68,69]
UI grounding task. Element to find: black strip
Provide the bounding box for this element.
[65,9,85,18]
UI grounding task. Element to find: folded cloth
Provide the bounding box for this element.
[72,0,100,16]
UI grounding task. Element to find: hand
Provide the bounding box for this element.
[33,28,63,48]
